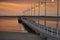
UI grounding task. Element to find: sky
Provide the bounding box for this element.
[0,0,60,16]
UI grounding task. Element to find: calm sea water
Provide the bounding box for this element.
[0,17,60,32]
[0,17,26,32]
[34,18,60,30]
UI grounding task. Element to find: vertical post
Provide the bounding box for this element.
[31,4,32,16]
[38,1,40,25]
[44,0,46,32]
[56,0,59,37]
[24,11,25,16]
[27,10,29,18]
[51,0,55,36]
[34,3,35,20]
[27,10,29,15]
[27,5,29,16]
[25,10,28,16]
[28,9,30,16]
[30,3,33,20]
[26,10,27,16]
[24,11,26,18]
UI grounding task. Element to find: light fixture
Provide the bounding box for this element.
[52,0,55,2]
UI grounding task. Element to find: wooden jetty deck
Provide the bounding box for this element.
[0,31,42,40]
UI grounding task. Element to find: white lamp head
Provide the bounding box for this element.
[52,0,55,2]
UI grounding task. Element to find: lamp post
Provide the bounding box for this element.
[56,0,59,38]
[44,0,46,32]
[31,4,32,16]
[38,1,40,25]
[34,3,36,20]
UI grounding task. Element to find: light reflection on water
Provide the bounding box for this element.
[0,17,26,32]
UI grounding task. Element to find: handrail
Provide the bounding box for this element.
[21,17,60,38]
[21,0,59,39]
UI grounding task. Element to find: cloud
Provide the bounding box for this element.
[0,0,39,3]
[0,0,60,16]
[0,2,33,16]
[0,0,60,4]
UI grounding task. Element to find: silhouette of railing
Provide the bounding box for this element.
[21,0,60,39]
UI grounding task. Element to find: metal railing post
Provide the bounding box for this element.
[56,0,59,38]
[38,1,40,25]
[38,1,42,29]
[31,4,32,16]
[44,0,46,32]
[34,3,35,19]
[26,10,27,16]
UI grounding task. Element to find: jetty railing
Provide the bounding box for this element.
[22,0,60,38]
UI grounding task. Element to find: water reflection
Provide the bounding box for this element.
[0,17,26,32]
[34,18,60,29]
[0,17,60,32]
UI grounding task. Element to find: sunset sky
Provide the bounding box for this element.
[0,0,60,16]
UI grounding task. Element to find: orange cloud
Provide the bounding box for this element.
[0,1,60,16]
[0,2,34,16]
[0,2,32,11]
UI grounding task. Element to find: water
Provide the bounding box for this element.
[0,17,60,32]
[0,17,26,32]
[34,18,60,30]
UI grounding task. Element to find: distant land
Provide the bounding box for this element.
[0,16,60,18]
[0,16,60,21]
